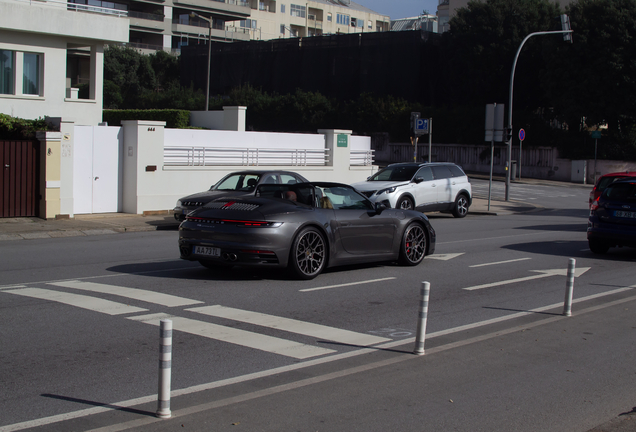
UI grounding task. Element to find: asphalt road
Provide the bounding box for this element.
[2,180,636,432]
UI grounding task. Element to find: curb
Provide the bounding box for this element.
[0,224,175,241]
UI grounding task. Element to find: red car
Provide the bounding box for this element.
[589,171,636,208]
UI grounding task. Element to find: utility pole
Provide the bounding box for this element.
[505,15,572,201]
[190,12,212,111]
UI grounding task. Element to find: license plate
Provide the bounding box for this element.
[615,210,636,219]
[193,246,221,257]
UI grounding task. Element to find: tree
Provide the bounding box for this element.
[441,0,562,110]
[538,0,636,158]
[103,46,204,110]
[104,45,155,108]
[544,0,636,126]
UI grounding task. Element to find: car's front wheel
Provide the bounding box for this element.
[399,222,427,266]
[397,196,414,210]
[452,194,469,218]
[289,227,327,280]
[588,239,610,254]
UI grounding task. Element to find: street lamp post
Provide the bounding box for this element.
[505,21,572,201]
[190,12,212,111]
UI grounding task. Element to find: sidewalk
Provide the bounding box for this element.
[0,196,539,242]
[0,212,180,241]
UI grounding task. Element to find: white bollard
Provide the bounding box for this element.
[156,319,172,419]
[563,258,576,316]
[413,281,431,355]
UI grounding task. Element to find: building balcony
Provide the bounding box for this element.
[1,0,128,43]
[172,0,250,18]
[172,22,250,41]
[128,11,166,31]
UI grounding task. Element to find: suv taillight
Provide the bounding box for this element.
[590,198,600,212]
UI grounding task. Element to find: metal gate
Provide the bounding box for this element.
[1,140,40,217]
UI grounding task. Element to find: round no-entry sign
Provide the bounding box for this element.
[519,128,526,141]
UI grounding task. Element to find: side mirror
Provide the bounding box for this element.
[374,202,387,214]
[413,177,424,184]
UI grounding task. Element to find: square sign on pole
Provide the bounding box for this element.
[411,112,429,136]
[414,118,429,136]
[485,103,505,142]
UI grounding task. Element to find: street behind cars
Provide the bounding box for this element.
[350,162,472,217]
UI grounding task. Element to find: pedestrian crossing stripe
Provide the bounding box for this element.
[49,280,203,307]
[3,287,147,315]
[188,305,391,346]
[3,283,389,359]
[127,313,337,359]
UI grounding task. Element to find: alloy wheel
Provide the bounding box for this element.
[295,230,326,277]
[403,224,426,264]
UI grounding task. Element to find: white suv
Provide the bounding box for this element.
[351,162,472,218]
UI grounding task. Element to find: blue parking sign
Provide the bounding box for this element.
[415,118,429,135]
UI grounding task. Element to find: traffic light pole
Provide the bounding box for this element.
[506,27,573,201]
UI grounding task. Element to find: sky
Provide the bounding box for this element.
[356,0,440,19]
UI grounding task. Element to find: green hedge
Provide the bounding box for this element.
[0,114,50,140]
[102,109,190,128]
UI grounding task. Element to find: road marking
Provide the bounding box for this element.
[5,286,634,432]
[299,277,396,292]
[0,284,27,291]
[0,261,200,290]
[48,280,203,307]
[470,257,531,267]
[438,231,548,245]
[3,287,147,315]
[188,305,391,346]
[127,313,336,359]
[463,267,591,291]
[427,253,464,261]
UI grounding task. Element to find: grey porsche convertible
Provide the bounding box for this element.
[178,182,436,279]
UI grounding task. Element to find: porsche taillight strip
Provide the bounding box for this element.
[186,216,281,227]
[241,250,276,255]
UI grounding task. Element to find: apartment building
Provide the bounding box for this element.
[0,0,128,125]
[64,0,253,54]
[243,0,389,41]
[63,0,388,53]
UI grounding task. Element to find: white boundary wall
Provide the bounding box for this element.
[68,121,376,215]
[164,129,325,150]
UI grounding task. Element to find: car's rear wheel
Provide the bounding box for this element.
[289,227,326,280]
[588,239,610,254]
[397,196,414,210]
[452,194,469,218]
[399,222,427,266]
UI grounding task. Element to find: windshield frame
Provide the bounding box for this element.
[212,173,261,192]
